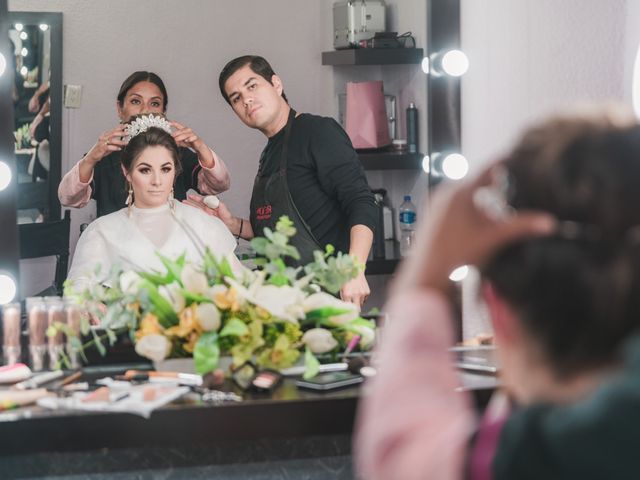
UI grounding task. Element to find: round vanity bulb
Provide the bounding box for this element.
[449,265,469,282]
[14,23,23,32]
[39,24,49,31]
[421,155,430,173]
[0,274,17,305]
[20,66,28,77]
[20,47,28,57]
[0,53,5,77]
[442,50,469,77]
[421,56,430,74]
[442,153,469,180]
[19,31,28,40]
[0,161,12,191]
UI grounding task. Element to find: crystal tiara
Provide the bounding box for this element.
[124,114,173,141]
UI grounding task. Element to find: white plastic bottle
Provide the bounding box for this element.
[399,195,417,257]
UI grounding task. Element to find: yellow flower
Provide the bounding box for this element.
[183,331,200,353]
[165,305,203,338]
[135,313,163,341]
[214,287,242,312]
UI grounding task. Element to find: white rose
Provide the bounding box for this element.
[208,284,228,298]
[303,292,359,326]
[135,334,171,362]
[180,264,208,295]
[354,325,376,349]
[196,303,221,331]
[302,328,339,354]
[119,271,142,295]
[158,282,186,313]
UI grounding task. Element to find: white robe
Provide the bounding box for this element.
[67,201,238,290]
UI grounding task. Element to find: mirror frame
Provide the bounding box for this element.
[9,11,62,221]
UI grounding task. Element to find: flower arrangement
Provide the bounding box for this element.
[64,217,376,379]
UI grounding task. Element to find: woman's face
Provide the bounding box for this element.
[117,81,165,122]
[125,146,176,209]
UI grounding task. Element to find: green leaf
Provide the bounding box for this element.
[138,279,178,327]
[219,318,250,337]
[303,346,320,380]
[194,331,220,375]
[156,252,184,284]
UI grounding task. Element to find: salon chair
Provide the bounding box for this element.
[18,209,71,296]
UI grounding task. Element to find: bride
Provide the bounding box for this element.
[67,114,241,290]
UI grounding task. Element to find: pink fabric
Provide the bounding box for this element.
[58,150,230,209]
[468,392,510,480]
[355,290,475,480]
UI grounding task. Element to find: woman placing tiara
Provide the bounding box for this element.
[58,71,230,217]
[67,114,241,290]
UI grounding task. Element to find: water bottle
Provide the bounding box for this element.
[406,103,418,154]
[399,195,417,257]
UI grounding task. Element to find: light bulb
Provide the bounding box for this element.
[0,161,11,191]
[442,153,469,180]
[39,24,49,31]
[421,155,430,173]
[20,66,28,77]
[0,274,17,305]
[441,50,469,77]
[21,47,28,57]
[20,31,28,40]
[14,23,23,32]
[0,53,5,77]
[449,265,469,282]
[421,56,430,74]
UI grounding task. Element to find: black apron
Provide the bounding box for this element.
[250,109,322,266]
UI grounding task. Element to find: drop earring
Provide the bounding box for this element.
[126,182,133,217]
[168,188,176,213]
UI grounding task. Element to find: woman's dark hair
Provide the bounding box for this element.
[117,71,168,111]
[481,107,640,379]
[121,115,181,180]
[218,55,288,104]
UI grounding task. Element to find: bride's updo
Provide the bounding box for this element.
[120,113,182,178]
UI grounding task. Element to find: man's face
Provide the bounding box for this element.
[224,65,285,133]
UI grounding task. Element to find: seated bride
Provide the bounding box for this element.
[67,114,242,290]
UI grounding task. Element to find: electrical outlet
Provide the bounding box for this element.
[64,84,82,108]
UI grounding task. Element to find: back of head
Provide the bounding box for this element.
[482,104,640,379]
[117,71,168,111]
[218,55,288,104]
[120,113,181,177]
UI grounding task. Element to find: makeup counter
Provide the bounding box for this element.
[0,355,497,479]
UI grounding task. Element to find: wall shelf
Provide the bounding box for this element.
[358,148,425,170]
[322,48,424,66]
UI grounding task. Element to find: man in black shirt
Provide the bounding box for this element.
[189,56,376,307]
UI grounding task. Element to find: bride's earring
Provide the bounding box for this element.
[126,182,133,217]
[168,188,176,213]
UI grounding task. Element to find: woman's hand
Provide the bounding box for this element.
[170,121,215,166]
[340,271,370,309]
[392,164,557,297]
[85,124,128,163]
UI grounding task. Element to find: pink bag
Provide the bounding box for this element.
[345,81,391,149]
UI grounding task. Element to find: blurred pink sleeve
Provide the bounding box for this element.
[355,290,475,480]
[197,150,231,195]
[58,162,92,208]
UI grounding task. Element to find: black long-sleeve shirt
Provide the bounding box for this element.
[258,113,376,253]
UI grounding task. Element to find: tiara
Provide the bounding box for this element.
[124,114,173,141]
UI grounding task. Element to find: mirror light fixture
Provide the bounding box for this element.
[19,31,27,40]
[449,265,469,282]
[14,23,23,32]
[0,161,11,191]
[19,66,27,77]
[39,24,49,31]
[0,273,17,305]
[431,152,469,180]
[20,47,28,57]
[0,53,5,77]
[421,155,430,173]
[423,49,469,77]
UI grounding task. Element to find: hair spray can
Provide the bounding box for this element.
[406,103,418,154]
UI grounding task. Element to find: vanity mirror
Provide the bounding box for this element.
[9,11,62,224]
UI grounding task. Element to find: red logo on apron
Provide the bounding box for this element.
[256,205,272,221]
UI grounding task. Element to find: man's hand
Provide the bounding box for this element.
[340,271,370,309]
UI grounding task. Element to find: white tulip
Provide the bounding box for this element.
[135,334,171,362]
[354,325,376,349]
[196,303,221,331]
[180,264,208,295]
[158,282,186,313]
[303,292,359,325]
[119,271,142,295]
[302,328,339,354]
[252,285,306,323]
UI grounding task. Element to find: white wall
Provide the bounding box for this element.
[11,0,428,308]
[460,0,632,337]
